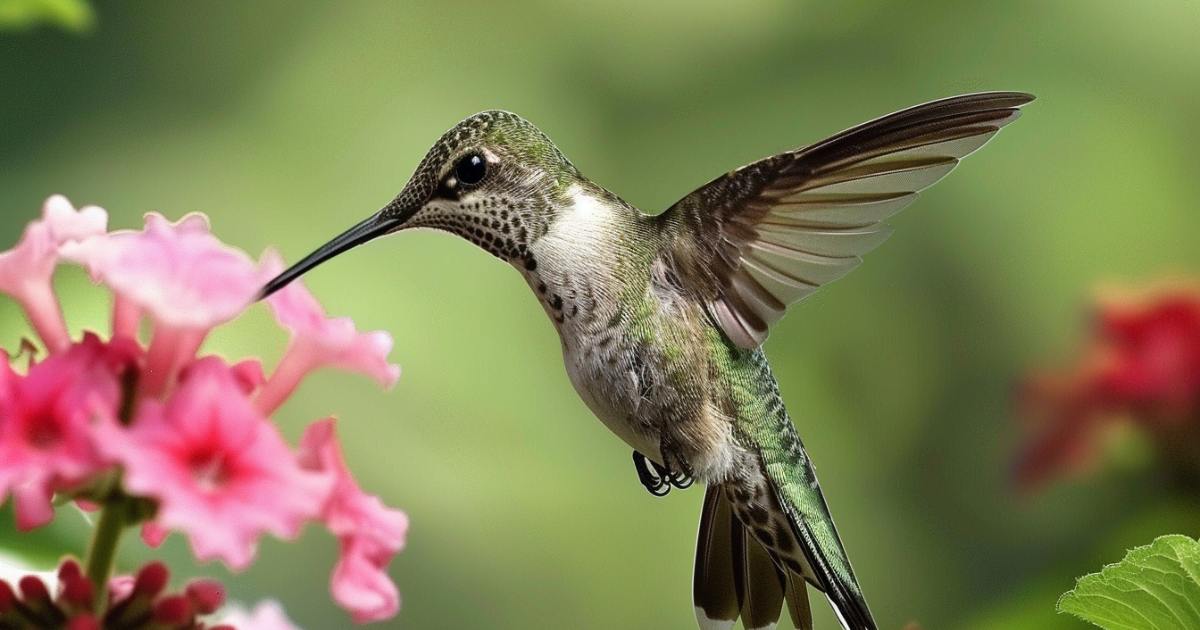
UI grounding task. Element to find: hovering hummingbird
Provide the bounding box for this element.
[260,92,1033,629]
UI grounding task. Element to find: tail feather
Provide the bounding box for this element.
[784,573,813,630]
[694,485,739,629]
[694,470,877,630]
[762,458,877,630]
[694,484,808,630]
[737,522,786,629]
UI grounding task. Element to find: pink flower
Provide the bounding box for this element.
[300,419,406,622]
[256,251,399,415]
[61,213,261,331]
[331,538,403,624]
[100,358,333,569]
[219,600,301,630]
[0,196,107,352]
[0,334,137,530]
[0,198,409,623]
[61,213,266,397]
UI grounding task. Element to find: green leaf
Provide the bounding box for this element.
[0,504,82,570]
[0,0,95,33]
[1059,535,1200,630]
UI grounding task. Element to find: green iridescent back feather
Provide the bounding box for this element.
[708,326,874,627]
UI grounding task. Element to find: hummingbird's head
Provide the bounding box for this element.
[260,110,579,298]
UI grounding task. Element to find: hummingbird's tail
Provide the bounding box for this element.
[694,484,812,629]
[693,474,876,630]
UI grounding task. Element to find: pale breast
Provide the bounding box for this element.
[520,184,741,478]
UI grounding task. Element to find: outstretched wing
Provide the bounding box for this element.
[658,92,1034,348]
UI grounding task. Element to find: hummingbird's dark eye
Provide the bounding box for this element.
[454,153,487,185]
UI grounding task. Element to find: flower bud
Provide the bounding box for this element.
[133,561,169,597]
[152,594,193,625]
[185,579,225,614]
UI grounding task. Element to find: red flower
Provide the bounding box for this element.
[1014,283,1200,490]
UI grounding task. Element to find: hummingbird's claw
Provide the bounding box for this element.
[632,451,693,496]
[667,470,694,490]
[632,451,671,497]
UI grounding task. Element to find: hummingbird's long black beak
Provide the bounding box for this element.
[257,208,405,300]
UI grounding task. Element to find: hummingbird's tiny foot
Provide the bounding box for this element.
[667,469,693,490]
[632,451,671,497]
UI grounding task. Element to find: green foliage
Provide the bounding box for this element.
[1059,535,1200,630]
[0,0,93,32]
[0,505,76,568]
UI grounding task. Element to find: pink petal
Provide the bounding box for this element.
[139,325,206,399]
[13,481,54,531]
[256,250,400,415]
[298,420,408,544]
[0,196,108,353]
[41,195,109,242]
[229,359,266,394]
[141,522,169,548]
[220,600,301,630]
[332,537,400,623]
[299,419,406,622]
[0,334,135,530]
[100,358,333,570]
[108,575,135,602]
[111,294,142,341]
[61,213,262,331]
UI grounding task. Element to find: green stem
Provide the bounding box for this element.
[85,498,126,610]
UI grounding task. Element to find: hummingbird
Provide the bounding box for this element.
[260,92,1033,629]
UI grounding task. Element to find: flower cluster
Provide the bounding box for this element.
[0,196,407,625]
[0,559,227,629]
[1013,282,1200,491]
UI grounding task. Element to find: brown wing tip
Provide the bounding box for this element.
[1006,91,1037,105]
[939,90,1036,108]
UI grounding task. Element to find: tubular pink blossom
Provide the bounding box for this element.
[0,196,107,353]
[111,294,141,341]
[99,358,333,570]
[256,250,400,415]
[300,419,406,622]
[1,199,411,621]
[60,213,263,331]
[0,334,137,530]
[139,325,206,399]
[332,537,402,624]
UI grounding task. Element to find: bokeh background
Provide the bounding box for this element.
[2,1,1199,628]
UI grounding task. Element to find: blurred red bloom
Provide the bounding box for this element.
[1014,282,1200,491]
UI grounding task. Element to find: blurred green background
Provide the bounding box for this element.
[2,1,1199,628]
